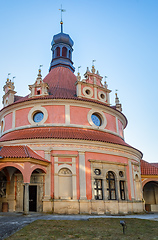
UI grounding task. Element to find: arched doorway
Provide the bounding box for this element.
[29,168,46,212]
[0,166,24,212]
[143,181,158,212]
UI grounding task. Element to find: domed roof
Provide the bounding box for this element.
[43,66,77,98]
[52,32,74,47]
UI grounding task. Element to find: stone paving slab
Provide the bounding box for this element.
[0,212,158,240]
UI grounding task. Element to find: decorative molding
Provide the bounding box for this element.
[89,159,127,166]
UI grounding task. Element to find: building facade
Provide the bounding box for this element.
[0,23,144,214]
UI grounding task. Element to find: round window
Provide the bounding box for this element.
[94,169,101,175]
[119,171,124,177]
[91,113,102,126]
[33,112,44,123]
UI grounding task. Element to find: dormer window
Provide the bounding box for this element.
[62,47,67,57]
[37,90,40,95]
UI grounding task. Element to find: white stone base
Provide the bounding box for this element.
[151,204,158,212]
[42,199,144,215]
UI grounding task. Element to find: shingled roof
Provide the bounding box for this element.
[141,159,158,175]
[0,126,134,148]
[0,145,49,162]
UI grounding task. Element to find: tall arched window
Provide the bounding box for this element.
[58,168,72,199]
[69,50,71,59]
[106,171,116,200]
[56,47,60,57]
[62,47,67,57]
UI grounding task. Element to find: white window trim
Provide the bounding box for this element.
[83,86,93,98]
[28,106,48,126]
[87,109,107,129]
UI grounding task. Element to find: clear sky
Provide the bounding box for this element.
[0,0,158,162]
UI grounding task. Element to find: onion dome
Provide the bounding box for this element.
[49,20,75,72]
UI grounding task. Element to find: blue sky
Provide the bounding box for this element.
[0,0,158,162]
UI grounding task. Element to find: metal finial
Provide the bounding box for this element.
[59,5,66,33]
[12,76,16,82]
[39,65,43,70]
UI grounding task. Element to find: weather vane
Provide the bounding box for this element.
[59,5,66,33]
[78,66,81,73]
[92,60,96,66]
[39,65,43,70]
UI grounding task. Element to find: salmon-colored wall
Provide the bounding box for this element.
[118,119,123,137]
[58,158,72,166]
[104,112,117,132]
[45,105,65,124]
[70,106,91,125]
[15,108,31,127]
[86,152,128,165]
[4,112,12,131]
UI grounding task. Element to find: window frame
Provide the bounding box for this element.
[106,171,116,200]
[94,179,103,200]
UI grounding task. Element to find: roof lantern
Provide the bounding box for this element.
[49,6,75,72]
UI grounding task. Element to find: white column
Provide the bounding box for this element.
[79,152,87,199]
[24,183,29,214]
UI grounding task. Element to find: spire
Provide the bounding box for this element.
[49,7,75,72]
[115,90,122,112]
[3,74,17,107]
[59,5,66,33]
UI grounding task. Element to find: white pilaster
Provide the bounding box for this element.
[65,105,70,124]
[12,110,15,129]
[79,151,87,199]
[54,157,59,199]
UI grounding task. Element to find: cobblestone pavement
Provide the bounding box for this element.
[0,212,158,240]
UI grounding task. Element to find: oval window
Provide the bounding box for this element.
[91,113,102,126]
[33,112,44,123]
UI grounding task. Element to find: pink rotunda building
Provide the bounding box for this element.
[0,21,144,214]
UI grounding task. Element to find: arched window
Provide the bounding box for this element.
[106,171,116,200]
[58,168,72,199]
[62,47,67,57]
[56,47,60,57]
[69,50,71,59]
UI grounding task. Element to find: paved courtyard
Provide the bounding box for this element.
[0,212,158,240]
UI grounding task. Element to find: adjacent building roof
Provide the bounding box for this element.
[0,145,48,162]
[141,159,158,175]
